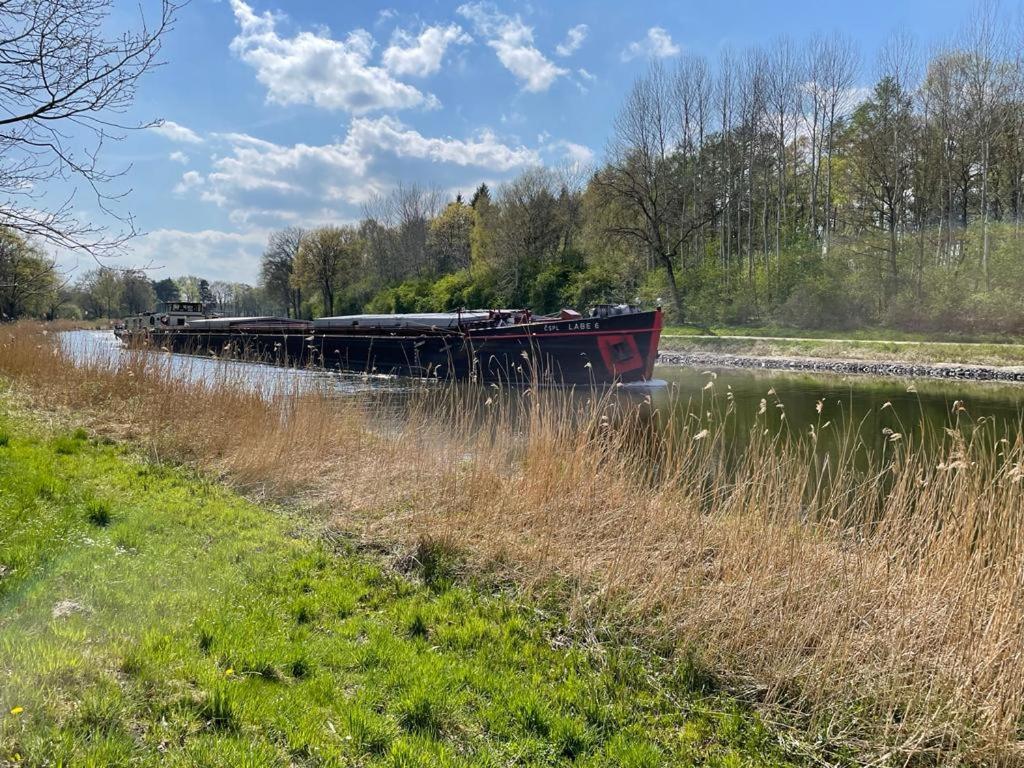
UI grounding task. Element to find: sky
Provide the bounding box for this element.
[54,0,1009,285]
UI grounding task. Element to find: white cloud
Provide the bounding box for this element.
[228,207,301,226]
[574,67,597,94]
[150,120,203,144]
[187,118,541,218]
[228,0,437,113]
[457,3,567,92]
[621,27,680,61]
[174,170,205,194]
[169,151,190,164]
[127,228,269,283]
[348,116,540,170]
[555,24,588,57]
[552,140,594,165]
[382,24,472,77]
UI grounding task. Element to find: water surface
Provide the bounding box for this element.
[63,330,1024,452]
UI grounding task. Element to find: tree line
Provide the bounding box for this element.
[2,247,279,321]
[67,270,276,320]
[8,4,1024,336]
[250,7,1024,334]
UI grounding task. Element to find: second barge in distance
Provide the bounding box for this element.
[115,304,663,386]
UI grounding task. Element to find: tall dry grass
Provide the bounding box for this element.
[3,323,1024,764]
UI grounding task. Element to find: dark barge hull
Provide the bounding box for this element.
[123,310,663,386]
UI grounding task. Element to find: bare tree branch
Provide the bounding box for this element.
[0,0,182,256]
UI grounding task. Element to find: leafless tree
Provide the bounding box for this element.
[921,47,975,262]
[765,37,801,259]
[802,33,858,249]
[961,0,1014,288]
[804,36,827,240]
[715,50,737,269]
[737,47,767,274]
[393,183,443,276]
[674,55,712,260]
[0,0,180,255]
[818,34,859,251]
[594,62,716,319]
[260,227,305,317]
[492,168,564,303]
[362,183,443,280]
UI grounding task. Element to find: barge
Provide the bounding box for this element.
[115,303,663,386]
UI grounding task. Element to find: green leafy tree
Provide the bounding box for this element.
[175,276,200,302]
[121,270,155,314]
[79,267,123,319]
[427,200,473,275]
[470,185,498,286]
[0,228,59,318]
[153,278,180,303]
[293,226,360,316]
[198,279,214,308]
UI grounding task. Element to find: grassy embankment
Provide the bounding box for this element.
[0,409,790,766]
[3,323,1024,764]
[661,325,1024,366]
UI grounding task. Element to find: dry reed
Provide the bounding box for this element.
[3,322,1024,765]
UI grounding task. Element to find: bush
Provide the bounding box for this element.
[563,266,630,312]
[430,271,473,310]
[961,288,1024,335]
[775,277,865,329]
[365,279,433,314]
[525,251,585,313]
[430,270,495,310]
[529,266,564,313]
[55,304,84,320]
[367,272,498,314]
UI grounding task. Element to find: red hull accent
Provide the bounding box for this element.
[644,309,663,379]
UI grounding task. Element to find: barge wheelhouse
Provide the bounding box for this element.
[116,301,208,336]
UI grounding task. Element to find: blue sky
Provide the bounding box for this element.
[62,0,1000,284]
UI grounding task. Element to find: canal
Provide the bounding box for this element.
[63,329,1024,456]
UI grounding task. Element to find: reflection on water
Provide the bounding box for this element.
[61,330,415,397]
[657,365,1024,454]
[64,330,1024,453]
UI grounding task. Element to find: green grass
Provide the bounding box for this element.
[662,323,1024,344]
[0,411,801,767]
[659,330,1024,367]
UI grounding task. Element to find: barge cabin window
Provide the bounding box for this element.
[163,301,204,314]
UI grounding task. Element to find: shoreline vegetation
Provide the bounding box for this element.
[660,327,1024,371]
[659,348,1024,385]
[5,322,1024,764]
[657,347,1024,382]
[0,401,792,766]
